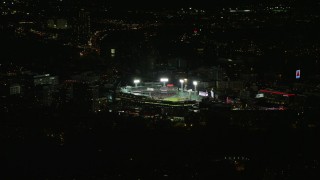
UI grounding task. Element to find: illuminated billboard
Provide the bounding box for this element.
[296,70,300,79]
[255,93,264,98]
[199,91,208,97]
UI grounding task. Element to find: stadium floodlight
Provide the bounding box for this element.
[133,79,140,87]
[179,79,184,91]
[184,79,188,90]
[160,78,169,87]
[193,81,198,92]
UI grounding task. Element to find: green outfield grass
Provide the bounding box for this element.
[163,96,187,102]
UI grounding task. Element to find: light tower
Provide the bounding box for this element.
[160,78,168,87]
[179,79,184,91]
[184,78,188,90]
[193,81,198,92]
[133,79,140,88]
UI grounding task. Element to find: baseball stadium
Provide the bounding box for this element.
[119,79,203,106]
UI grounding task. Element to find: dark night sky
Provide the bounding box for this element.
[105,0,319,10]
[109,0,257,8]
[64,0,320,11]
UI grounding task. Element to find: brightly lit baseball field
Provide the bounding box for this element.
[120,83,200,102]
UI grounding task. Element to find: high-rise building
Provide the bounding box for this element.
[33,74,59,106]
[89,85,99,112]
[34,74,59,86]
[10,84,21,95]
[47,19,68,29]
[74,9,91,46]
[72,83,100,112]
[34,85,54,107]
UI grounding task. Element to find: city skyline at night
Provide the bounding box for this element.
[1,0,320,179]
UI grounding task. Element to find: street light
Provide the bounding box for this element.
[193,81,198,92]
[160,78,168,87]
[179,79,184,91]
[133,79,140,88]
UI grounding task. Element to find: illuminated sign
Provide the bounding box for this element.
[296,70,300,79]
[160,78,168,82]
[255,93,264,98]
[160,87,168,91]
[199,91,208,97]
[259,89,295,97]
[167,84,174,87]
[226,97,232,104]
